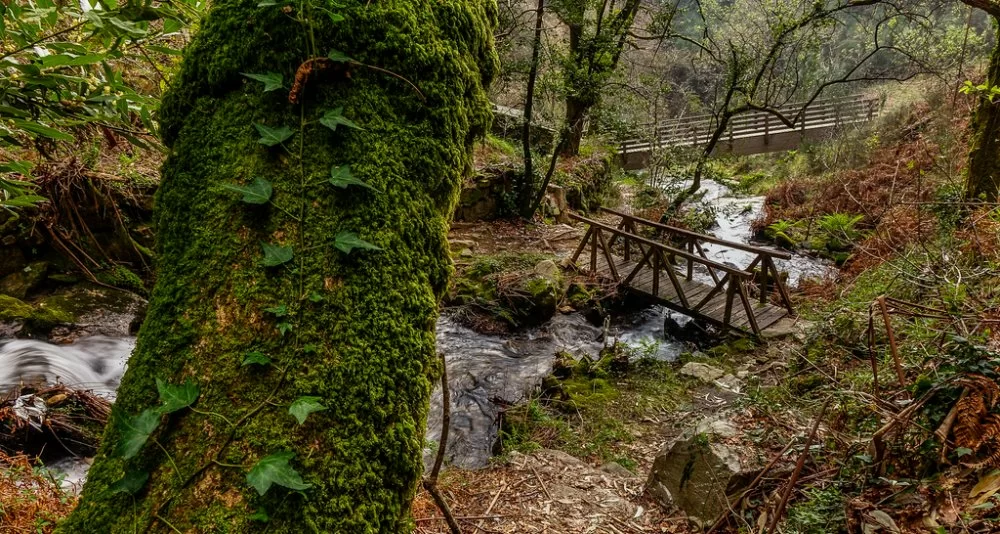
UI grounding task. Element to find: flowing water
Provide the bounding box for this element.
[0,178,832,484]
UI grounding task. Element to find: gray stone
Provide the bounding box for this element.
[599,461,637,478]
[714,374,742,392]
[679,361,725,382]
[761,317,813,341]
[533,259,560,280]
[449,239,477,252]
[647,416,763,526]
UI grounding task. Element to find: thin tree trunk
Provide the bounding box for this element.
[520,0,545,218]
[58,0,497,532]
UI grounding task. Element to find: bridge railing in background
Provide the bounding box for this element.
[619,94,881,157]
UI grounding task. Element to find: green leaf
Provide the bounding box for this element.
[319,107,361,132]
[11,119,74,142]
[241,72,284,92]
[264,304,288,316]
[288,396,327,425]
[115,409,161,459]
[277,322,293,336]
[242,351,272,366]
[956,447,973,457]
[308,292,323,303]
[246,451,312,496]
[260,242,293,267]
[249,508,270,522]
[105,470,149,496]
[254,123,294,146]
[329,165,377,191]
[334,231,382,254]
[327,49,353,63]
[221,177,272,204]
[1,195,47,208]
[155,378,199,414]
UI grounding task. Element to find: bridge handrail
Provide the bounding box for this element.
[624,95,880,146]
[601,207,793,260]
[568,213,755,278]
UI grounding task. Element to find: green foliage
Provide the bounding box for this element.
[0,0,206,209]
[288,396,327,425]
[241,72,285,92]
[319,107,362,132]
[260,242,294,267]
[241,351,272,367]
[155,378,200,414]
[333,231,381,254]
[246,451,312,496]
[105,471,149,497]
[329,165,377,191]
[222,177,273,204]
[114,408,161,460]
[960,80,1000,103]
[784,486,847,534]
[254,123,295,146]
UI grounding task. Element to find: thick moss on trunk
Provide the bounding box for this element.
[967,17,1000,202]
[58,0,497,532]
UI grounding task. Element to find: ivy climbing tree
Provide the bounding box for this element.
[58,0,497,531]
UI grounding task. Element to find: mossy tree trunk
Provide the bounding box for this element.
[966,15,1000,202]
[58,0,497,532]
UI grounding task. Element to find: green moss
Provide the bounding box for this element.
[0,294,72,328]
[0,294,34,320]
[96,265,147,295]
[59,0,498,532]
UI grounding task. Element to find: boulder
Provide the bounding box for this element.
[646,415,764,526]
[679,361,725,383]
[0,261,49,299]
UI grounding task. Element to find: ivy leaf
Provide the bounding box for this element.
[115,409,161,459]
[249,508,270,522]
[288,396,327,425]
[105,470,149,496]
[254,123,294,146]
[277,322,293,336]
[246,451,312,496]
[329,165,377,191]
[156,378,199,414]
[242,351,272,366]
[327,49,353,63]
[221,177,272,204]
[334,231,382,255]
[319,107,361,132]
[264,304,288,316]
[261,242,293,267]
[241,72,284,92]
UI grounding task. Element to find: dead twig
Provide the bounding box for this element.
[765,398,831,534]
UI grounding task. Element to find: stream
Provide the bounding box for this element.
[0,179,832,487]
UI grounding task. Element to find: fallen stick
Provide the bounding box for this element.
[765,399,831,534]
[706,437,797,534]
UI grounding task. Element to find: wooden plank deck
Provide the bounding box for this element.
[592,254,789,334]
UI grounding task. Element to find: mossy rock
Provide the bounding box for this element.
[0,294,74,331]
[0,261,49,300]
[95,265,147,295]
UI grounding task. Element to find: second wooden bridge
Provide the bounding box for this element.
[570,208,795,336]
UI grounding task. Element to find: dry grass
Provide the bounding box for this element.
[0,452,76,533]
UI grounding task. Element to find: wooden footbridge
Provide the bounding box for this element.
[569,208,795,336]
[618,95,882,170]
